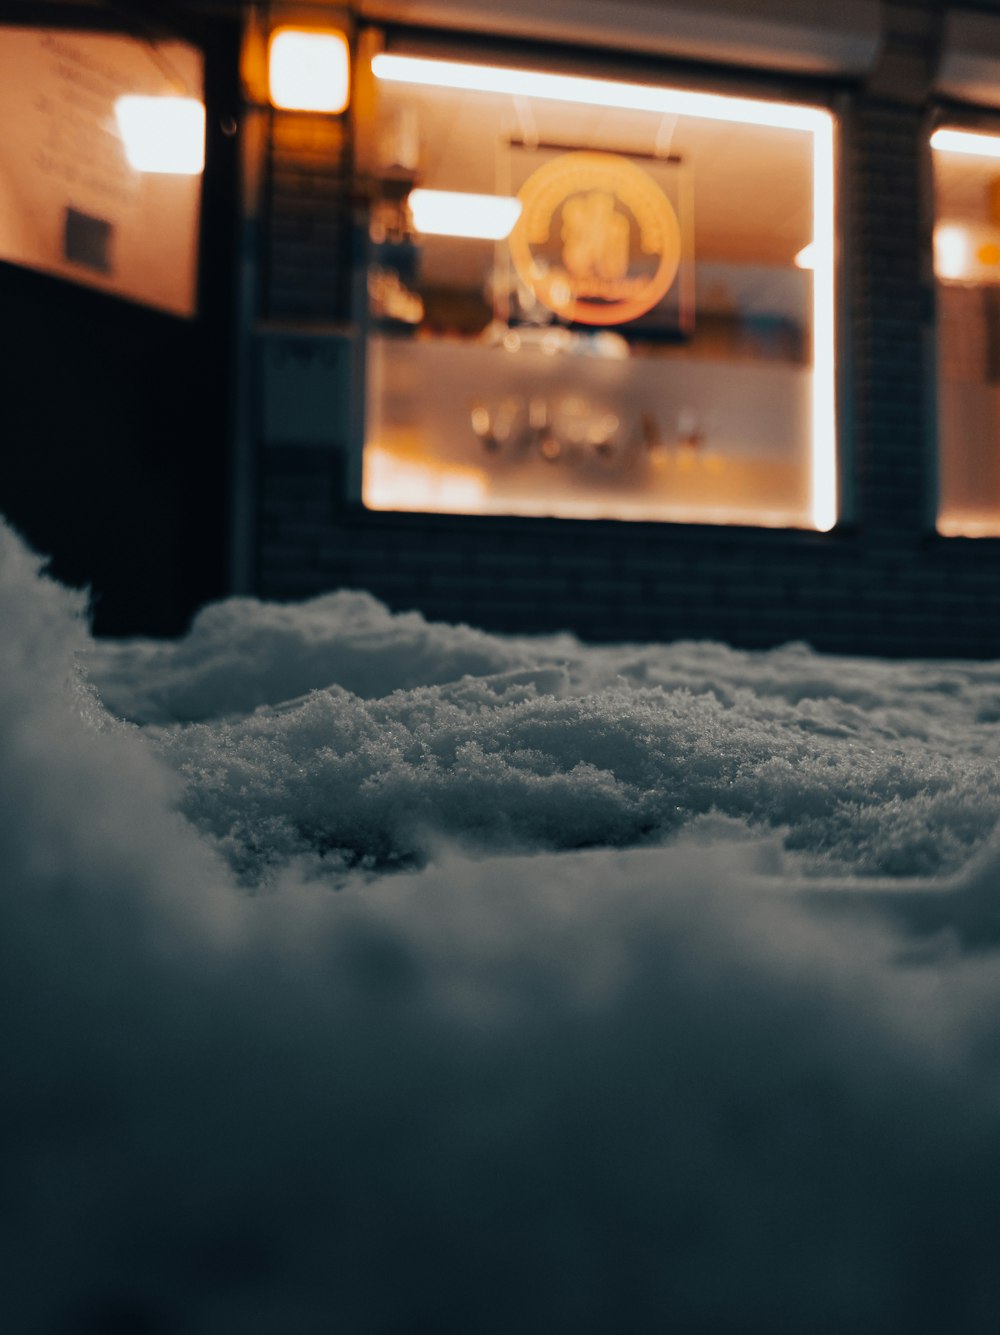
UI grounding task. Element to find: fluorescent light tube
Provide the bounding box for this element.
[408,189,522,240]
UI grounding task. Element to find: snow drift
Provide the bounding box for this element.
[5,515,1000,1335]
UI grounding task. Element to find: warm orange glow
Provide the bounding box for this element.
[363,447,489,512]
[373,54,838,533]
[114,96,205,174]
[937,515,1000,538]
[362,337,814,525]
[363,436,809,524]
[268,28,350,113]
[933,126,1000,538]
[932,221,1000,281]
[508,151,682,326]
[934,225,967,280]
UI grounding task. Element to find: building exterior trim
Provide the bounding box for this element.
[938,8,1000,107]
[357,0,883,78]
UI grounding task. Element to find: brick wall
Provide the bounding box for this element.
[266,110,352,321]
[255,65,1000,658]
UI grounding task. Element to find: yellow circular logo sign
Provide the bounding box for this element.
[508,150,682,327]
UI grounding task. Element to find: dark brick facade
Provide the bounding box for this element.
[265,110,353,321]
[255,31,1000,658]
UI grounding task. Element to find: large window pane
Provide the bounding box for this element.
[932,127,1000,537]
[361,53,836,529]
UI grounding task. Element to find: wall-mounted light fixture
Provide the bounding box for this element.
[114,95,205,173]
[268,27,350,112]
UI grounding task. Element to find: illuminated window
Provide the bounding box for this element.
[0,28,204,316]
[361,53,837,529]
[932,126,1000,537]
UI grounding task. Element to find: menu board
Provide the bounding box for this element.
[0,27,203,316]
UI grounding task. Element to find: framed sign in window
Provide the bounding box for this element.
[502,141,694,341]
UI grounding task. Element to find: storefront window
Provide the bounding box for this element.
[360,51,837,529]
[932,126,1000,537]
[0,27,204,316]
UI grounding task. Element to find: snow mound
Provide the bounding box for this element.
[7,515,1000,1334]
[85,588,567,722]
[84,573,1000,883]
[151,666,1000,884]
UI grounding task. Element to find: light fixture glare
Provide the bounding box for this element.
[809,115,837,532]
[114,96,205,174]
[931,128,1000,159]
[934,225,968,280]
[373,54,831,132]
[268,28,350,112]
[408,189,522,240]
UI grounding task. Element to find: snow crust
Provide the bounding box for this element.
[6,515,1000,1334]
[88,582,1000,884]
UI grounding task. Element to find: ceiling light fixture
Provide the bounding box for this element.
[408,189,522,240]
[114,96,205,174]
[931,128,1000,159]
